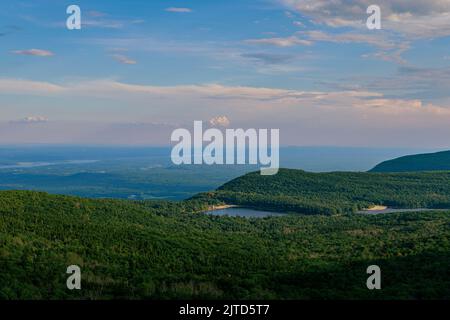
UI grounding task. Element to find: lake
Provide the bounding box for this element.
[357,208,449,215]
[206,207,450,218]
[205,207,286,218]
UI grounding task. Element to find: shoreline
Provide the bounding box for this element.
[358,207,449,215]
[365,205,388,211]
[206,204,239,211]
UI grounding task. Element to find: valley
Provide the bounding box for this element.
[1,147,450,300]
[1,189,449,299]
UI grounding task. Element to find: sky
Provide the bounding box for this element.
[1,0,450,147]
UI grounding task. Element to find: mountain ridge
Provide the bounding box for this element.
[370,150,450,172]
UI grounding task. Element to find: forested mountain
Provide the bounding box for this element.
[197,169,450,215]
[370,150,450,172]
[1,190,449,299]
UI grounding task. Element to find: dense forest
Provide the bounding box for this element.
[194,169,450,215]
[371,150,450,172]
[1,189,449,299]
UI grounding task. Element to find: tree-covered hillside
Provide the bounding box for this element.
[1,190,449,299]
[370,150,450,172]
[197,169,450,215]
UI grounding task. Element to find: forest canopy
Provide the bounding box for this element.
[194,169,450,215]
[1,186,449,299]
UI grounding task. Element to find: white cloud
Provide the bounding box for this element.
[245,36,312,47]
[11,116,49,124]
[0,79,64,94]
[79,12,144,29]
[1,78,450,121]
[0,78,441,112]
[244,30,410,64]
[285,11,295,19]
[279,0,450,38]
[301,30,395,49]
[384,12,450,38]
[112,54,137,65]
[2,78,450,146]
[165,7,192,13]
[209,116,230,127]
[82,19,124,29]
[240,53,295,64]
[68,81,311,101]
[337,66,450,100]
[301,30,410,64]
[86,10,107,18]
[12,49,54,57]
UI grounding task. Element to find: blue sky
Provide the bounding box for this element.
[1,0,450,147]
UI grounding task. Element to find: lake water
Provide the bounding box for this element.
[206,207,449,217]
[358,208,448,215]
[205,207,286,218]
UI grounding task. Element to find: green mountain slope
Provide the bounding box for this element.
[1,190,449,299]
[198,169,450,215]
[370,150,450,172]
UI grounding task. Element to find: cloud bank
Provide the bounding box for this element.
[12,49,54,57]
[1,78,450,146]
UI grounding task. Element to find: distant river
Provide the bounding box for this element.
[205,207,286,218]
[0,160,98,169]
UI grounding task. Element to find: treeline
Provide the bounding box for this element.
[199,169,450,215]
[1,190,449,299]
